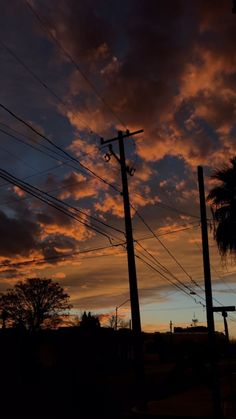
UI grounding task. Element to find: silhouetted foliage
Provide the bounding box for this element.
[207,157,236,258]
[0,277,71,331]
[106,314,130,330]
[80,311,100,329]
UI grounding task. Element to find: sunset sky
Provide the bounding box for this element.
[0,0,236,335]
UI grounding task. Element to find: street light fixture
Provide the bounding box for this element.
[115,298,130,331]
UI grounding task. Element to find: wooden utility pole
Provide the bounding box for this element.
[213,306,235,344]
[101,129,143,339]
[197,166,222,418]
[223,311,229,343]
[101,129,145,406]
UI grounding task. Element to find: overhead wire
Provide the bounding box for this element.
[0,130,127,242]
[132,191,201,220]
[0,121,94,161]
[133,207,200,288]
[135,253,205,308]
[0,125,77,176]
[0,38,104,145]
[0,243,126,269]
[0,166,124,236]
[0,171,113,241]
[1,1,233,325]
[132,204,236,325]
[0,167,124,242]
[134,222,200,240]
[24,0,128,131]
[1,31,231,317]
[135,240,196,292]
[0,124,120,194]
[0,103,121,194]
[134,242,206,304]
[0,120,201,227]
[0,142,36,173]
[156,187,235,312]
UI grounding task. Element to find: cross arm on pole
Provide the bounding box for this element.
[212,306,235,312]
[100,129,143,145]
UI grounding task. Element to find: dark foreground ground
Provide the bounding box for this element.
[1,358,236,419]
[0,329,235,418]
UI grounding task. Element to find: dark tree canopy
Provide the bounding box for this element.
[80,311,100,329]
[0,278,72,331]
[207,157,236,258]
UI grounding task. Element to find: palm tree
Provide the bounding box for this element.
[207,157,236,258]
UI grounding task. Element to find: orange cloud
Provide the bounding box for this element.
[94,194,124,218]
[58,171,99,200]
[13,186,26,198]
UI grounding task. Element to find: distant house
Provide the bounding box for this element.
[174,325,208,334]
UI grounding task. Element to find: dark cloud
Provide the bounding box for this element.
[41,233,77,260]
[36,207,73,228]
[0,210,41,257]
[39,0,114,62]
[36,0,236,167]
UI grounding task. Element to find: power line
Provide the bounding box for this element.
[133,208,230,312]
[133,206,220,302]
[24,0,128,131]
[134,207,199,287]
[0,120,202,225]
[2,167,124,236]
[0,161,65,192]
[0,120,121,181]
[0,147,124,237]
[135,253,205,308]
[0,168,122,242]
[0,39,103,142]
[210,261,236,294]
[0,125,75,172]
[140,306,203,312]
[0,124,120,192]
[0,142,36,174]
[0,162,197,242]
[135,223,200,240]
[0,103,121,194]
[0,171,201,245]
[0,128,69,188]
[135,244,206,304]
[0,124,100,196]
[156,184,232,311]
[0,140,125,237]
[132,192,201,220]
[179,217,236,304]
[136,241,186,284]
[0,243,126,269]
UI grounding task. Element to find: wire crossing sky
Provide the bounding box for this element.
[0,0,236,334]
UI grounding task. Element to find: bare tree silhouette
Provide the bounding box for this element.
[0,277,71,331]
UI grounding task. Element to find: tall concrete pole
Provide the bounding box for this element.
[197,165,222,418]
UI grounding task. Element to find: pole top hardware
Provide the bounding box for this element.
[104,152,111,162]
[100,129,143,145]
[126,166,136,176]
[213,306,235,312]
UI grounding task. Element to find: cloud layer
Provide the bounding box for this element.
[1,1,236,334]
